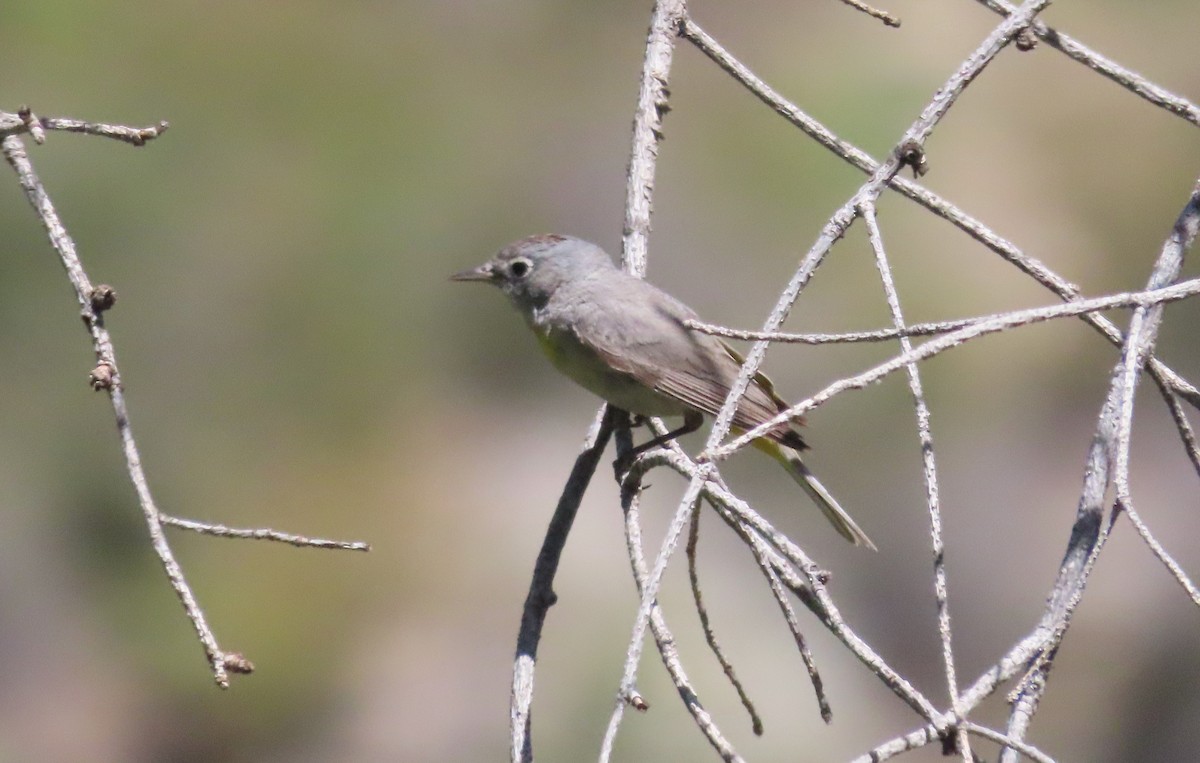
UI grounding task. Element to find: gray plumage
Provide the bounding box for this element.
[452,234,875,549]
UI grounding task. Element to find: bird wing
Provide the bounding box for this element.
[562,274,805,447]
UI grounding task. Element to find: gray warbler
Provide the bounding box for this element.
[452,233,874,549]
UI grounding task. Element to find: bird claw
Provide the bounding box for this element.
[613,452,635,481]
[613,451,653,493]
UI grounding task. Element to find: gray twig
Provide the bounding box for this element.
[686,503,764,736]
[0,108,170,146]
[977,0,1200,128]
[851,720,1057,763]
[533,2,1200,759]
[636,450,941,723]
[738,525,831,724]
[684,281,1200,345]
[698,0,1050,467]
[620,0,687,278]
[601,419,744,763]
[0,113,367,689]
[681,17,1200,413]
[612,5,1052,752]
[861,203,967,760]
[512,406,613,763]
[160,515,370,551]
[998,178,1200,761]
[835,0,901,28]
[712,278,1200,460]
[963,721,1056,763]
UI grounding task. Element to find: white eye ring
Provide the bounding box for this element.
[509,258,532,278]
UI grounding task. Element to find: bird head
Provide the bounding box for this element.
[451,234,615,313]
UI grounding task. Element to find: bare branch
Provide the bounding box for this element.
[685,280,1200,345]
[834,0,901,28]
[964,721,1057,763]
[522,3,1200,758]
[737,524,831,724]
[631,450,942,724]
[512,406,613,763]
[999,177,1200,761]
[977,0,1200,128]
[1,112,366,690]
[602,419,744,763]
[698,0,1050,471]
[711,278,1200,460]
[620,0,687,277]
[0,108,170,146]
[862,202,967,759]
[686,504,764,736]
[681,17,1200,413]
[160,515,370,551]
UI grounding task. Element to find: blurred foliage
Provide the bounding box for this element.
[0,1,1198,761]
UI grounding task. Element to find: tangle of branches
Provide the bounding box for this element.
[509,2,1200,762]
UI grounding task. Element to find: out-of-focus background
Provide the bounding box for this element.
[1,1,1198,760]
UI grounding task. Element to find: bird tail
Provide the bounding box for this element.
[755,439,877,551]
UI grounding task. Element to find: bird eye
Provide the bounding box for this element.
[509,258,532,278]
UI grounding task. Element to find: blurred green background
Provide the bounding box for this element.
[1,1,1198,760]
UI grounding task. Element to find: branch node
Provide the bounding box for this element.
[1015,27,1039,52]
[222,652,255,675]
[90,284,117,312]
[89,362,116,391]
[837,0,901,28]
[131,120,170,146]
[939,728,960,757]
[625,689,650,712]
[896,139,928,177]
[18,106,45,144]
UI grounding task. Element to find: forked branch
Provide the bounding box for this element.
[1,109,368,689]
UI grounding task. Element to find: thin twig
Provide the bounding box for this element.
[834,0,901,28]
[698,0,1050,468]
[686,503,764,736]
[161,515,369,551]
[976,0,1200,128]
[1,114,366,690]
[40,116,171,145]
[862,202,967,760]
[1106,178,1200,609]
[681,18,1200,414]
[626,8,1053,741]
[850,726,943,762]
[999,177,1200,761]
[1159,390,1200,482]
[684,281,1200,345]
[685,316,979,344]
[602,418,745,763]
[3,131,238,686]
[963,721,1056,763]
[605,458,714,760]
[1118,497,1200,605]
[605,0,715,755]
[620,0,687,277]
[738,526,832,723]
[630,450,942,724]
[512,406,613,763]
[711,277,1200,460]
[0,109,170,146]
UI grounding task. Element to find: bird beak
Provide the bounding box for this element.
[450,263,497,283]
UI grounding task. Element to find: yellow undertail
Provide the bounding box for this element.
[753,438,877,551]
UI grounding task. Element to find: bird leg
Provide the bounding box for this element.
[630,410,703,456]
[614,410,703,479]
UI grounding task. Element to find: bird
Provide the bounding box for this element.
[452,233,874,549]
